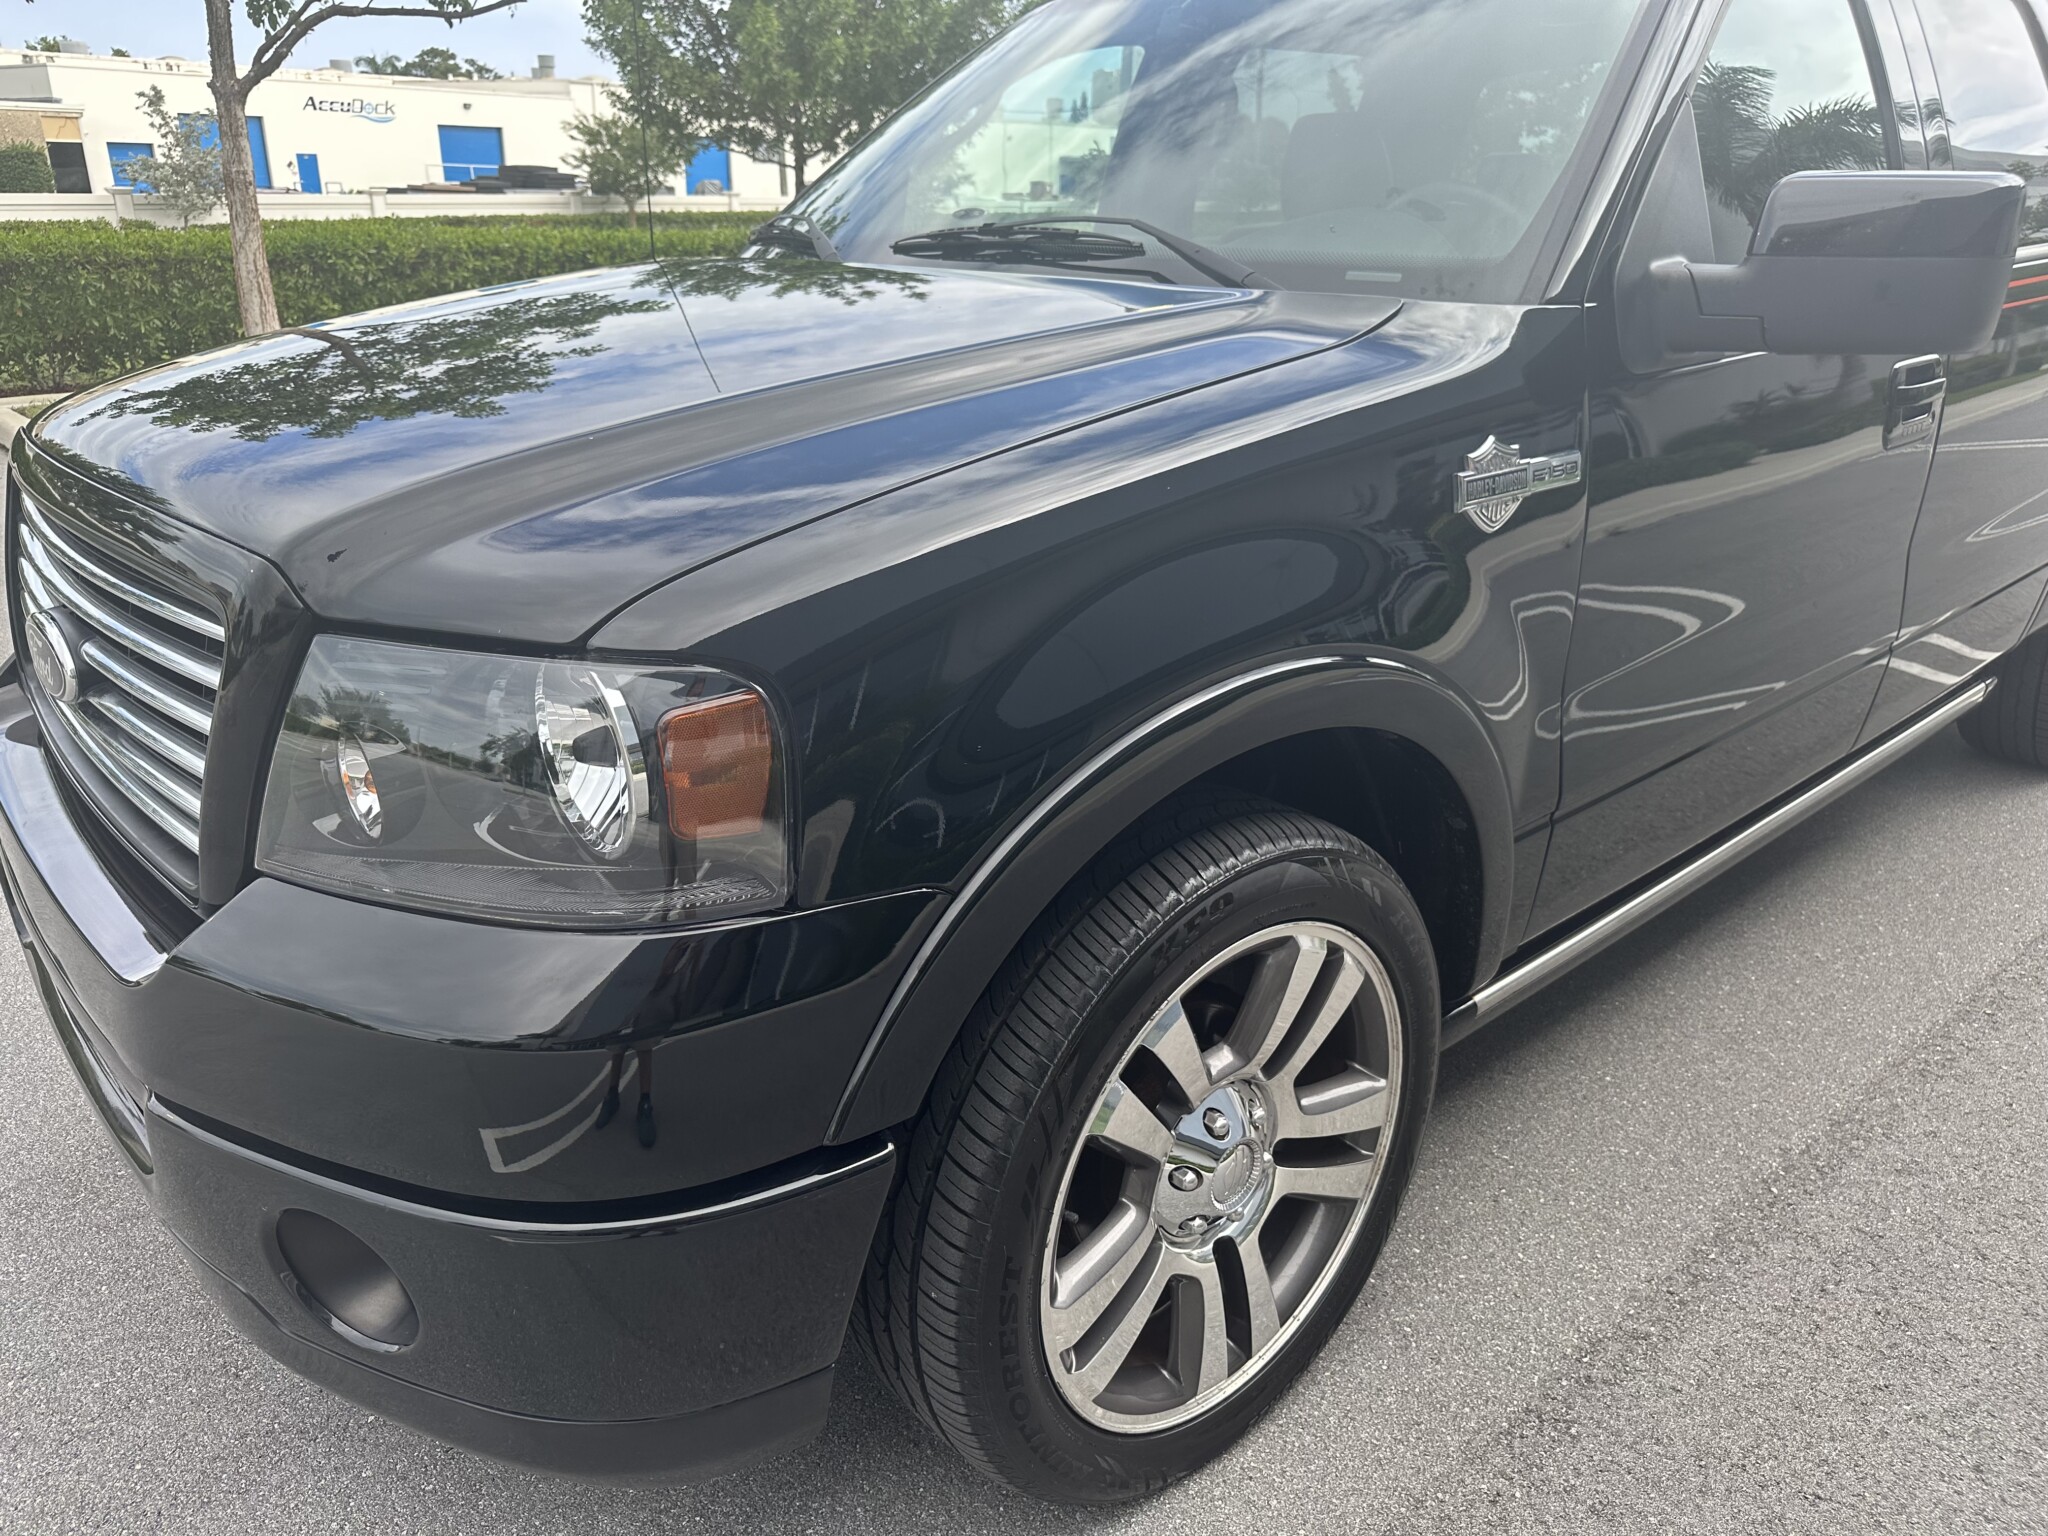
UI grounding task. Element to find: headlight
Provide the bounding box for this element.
[255,637,787,926]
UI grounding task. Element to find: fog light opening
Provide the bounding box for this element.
[274,1208,419,1352]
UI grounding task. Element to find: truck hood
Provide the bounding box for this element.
[29,259,1394,644]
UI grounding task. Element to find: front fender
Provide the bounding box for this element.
[827,651,1515,1143]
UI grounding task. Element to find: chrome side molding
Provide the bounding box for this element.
[1444,678,1995,1047]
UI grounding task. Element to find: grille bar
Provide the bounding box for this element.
[78,639,214,737]
[47,695,203,853]
[63,694,205,818]
[19,496,224,643]
[14,488,223,873]
[18,522,224,690]
[84,688,209,780]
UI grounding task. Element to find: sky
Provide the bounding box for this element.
[0,0,612,79]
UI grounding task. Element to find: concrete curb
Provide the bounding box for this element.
[0,396,60,451]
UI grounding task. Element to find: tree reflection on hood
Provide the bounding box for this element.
[73,258,934,445]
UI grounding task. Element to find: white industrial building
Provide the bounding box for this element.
[0,41,790,209]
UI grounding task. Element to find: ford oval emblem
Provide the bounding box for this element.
[24,607,83,704]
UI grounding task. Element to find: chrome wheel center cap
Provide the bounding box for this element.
[1153,1083,1271,1241]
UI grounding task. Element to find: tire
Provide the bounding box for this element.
[853,794,1440,1504]
[1960,625,2048,767]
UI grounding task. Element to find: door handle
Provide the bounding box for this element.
[1885,355,1947,450]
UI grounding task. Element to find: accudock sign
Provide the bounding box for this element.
[304,95,397,123]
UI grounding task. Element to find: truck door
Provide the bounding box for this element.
[1862,0,2048,737]
[1531,0,1932,934]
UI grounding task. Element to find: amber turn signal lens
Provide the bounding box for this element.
[658,692,774,841]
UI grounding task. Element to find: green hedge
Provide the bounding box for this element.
[0,143,56,195]
[0,213,759,395]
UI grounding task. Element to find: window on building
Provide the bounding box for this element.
[1916,0,2048,238]
[46,142,89,193]
[107,141,153,189]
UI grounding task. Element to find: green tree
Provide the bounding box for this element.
[24,34,67,50]
[186,0,525,338]
[565,105,691,224]
[0,143,56,193]
[125,86,227,226]
[581,0,1036,196]
[355,45,504,77]
[1694,61,1886,225]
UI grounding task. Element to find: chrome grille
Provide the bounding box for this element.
[14,490,223,861]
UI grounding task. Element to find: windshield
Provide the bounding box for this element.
[788,0,1652,300]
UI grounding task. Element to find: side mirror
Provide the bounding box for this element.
[1641,171,2024,359]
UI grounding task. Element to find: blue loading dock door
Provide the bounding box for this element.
[437,125,504,183]
[686,144,732,192]
[187,115,271,188]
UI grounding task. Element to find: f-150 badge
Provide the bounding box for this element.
[1455,436,1583,532]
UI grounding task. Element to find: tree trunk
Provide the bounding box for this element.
[792,111,808,195]
[203,0,279,335]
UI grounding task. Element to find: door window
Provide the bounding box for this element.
[1693,0,1894,261]
[1916,0,2048,239]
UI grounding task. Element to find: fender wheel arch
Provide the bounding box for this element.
[829,653,1512,1144]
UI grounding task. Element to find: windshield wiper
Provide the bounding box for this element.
[750,215,840,260]
[892,216,1262,288]
[892,222,1149,266]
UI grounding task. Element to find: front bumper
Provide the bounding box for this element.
[0,678,911,1482]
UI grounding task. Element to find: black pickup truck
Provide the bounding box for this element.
[7,0,2048,1506]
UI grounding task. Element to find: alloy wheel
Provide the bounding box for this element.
[1038,919,1406,1431]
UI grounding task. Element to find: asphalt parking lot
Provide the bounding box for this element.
[3,723,2045,1535]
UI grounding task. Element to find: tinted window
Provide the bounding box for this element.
[1917,0,2048,237]
[1694,0,1892,261]
[790,0,1651,302]
[47,142,90,194]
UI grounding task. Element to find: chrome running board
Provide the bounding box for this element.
[1443,678,1994,1048]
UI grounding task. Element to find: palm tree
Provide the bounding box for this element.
[1693,61,1887,225]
